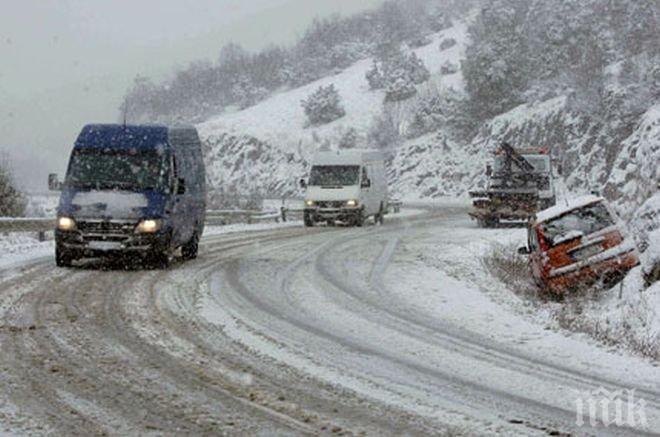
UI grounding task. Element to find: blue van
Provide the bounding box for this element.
[53,124,206,267]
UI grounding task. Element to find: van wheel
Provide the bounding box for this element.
[354,209,365,227]
[150,251,172,269]
[55,245,76,267]
[376,204,385,225]
[304,213,315,227]
[182,232,199,260]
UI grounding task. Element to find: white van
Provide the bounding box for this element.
[300,150,388,227]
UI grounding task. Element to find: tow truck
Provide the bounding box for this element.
[469,143,557,227]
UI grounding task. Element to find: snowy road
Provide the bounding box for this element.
[0,206,659,436]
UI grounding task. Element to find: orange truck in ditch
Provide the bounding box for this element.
[518,195,640,294]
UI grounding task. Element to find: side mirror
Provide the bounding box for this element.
[361,178,371,189]
[48,173,62,191]
[176,177,186,195]
[518,246,531,256]
[486,165,492,177]
[299,178,307,189]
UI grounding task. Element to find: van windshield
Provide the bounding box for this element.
[66,148,170,192]
[540,202,615,247]
[309,165,360,187]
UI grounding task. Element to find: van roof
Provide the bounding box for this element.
[312,149,384,165]
[74,124,196,151]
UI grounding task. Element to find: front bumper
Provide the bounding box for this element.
[304,207,361,221]
[55,219,168,256]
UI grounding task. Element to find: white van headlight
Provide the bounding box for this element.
[305,200,315,207]
[135,219,162,234]
[346,200,358,207]
[57,216,76,231]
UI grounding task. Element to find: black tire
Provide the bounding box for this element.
[182,232,199,261]
[304,213,315,228]
[354,208,365,227]
[376,204,385,225]
[55,245,76,267]
[149,251,172,269]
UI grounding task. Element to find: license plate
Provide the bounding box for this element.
[88,241,122,251]
[571,244,602,261]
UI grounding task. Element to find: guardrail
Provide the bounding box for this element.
[0,210,284,241]
[0,200,403,240]
[280,199,403,221]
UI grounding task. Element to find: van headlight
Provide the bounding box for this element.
[305,200,315,207]
[57,216,76,231]
[346,199,358,207]
[135,219,162,234]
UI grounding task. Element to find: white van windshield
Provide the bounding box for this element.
[309,165,360,186]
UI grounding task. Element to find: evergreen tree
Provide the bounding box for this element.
[0,158,26,217]
[301,84,346,126]
[406,52,430,85]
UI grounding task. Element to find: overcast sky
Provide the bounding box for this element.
[0,0,385,190]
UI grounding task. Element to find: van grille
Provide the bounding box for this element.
[317,201,346,209]
[77,220,136,236]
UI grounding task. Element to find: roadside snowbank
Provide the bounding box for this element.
[483,233,660,361]
[0,233,54,271]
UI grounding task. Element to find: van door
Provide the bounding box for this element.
[169,152,188,247]
[373,161,386,212]
[361,165,375,216]
[188,140,206,237]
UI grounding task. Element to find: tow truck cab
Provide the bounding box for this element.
[54,124,206,267]
[490,148,555,209]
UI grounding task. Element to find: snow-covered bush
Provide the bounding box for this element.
[408,35,432,49]
[481,243,538,299]
[440,61,459,75]
[384,69,417,102]
[232,77,269,110]
[301,84,346,126]
[338,127,360,149]
[365,61,385,90]
[406,86,477,140]
[407,52,430,85]
[439,38,457,51]
[642,230,660,285]
[0,159,26,217]
[368,106,404,151]
[366,46,429,95]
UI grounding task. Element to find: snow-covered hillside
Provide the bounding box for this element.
[196,15,659,233]
[197,20,469,196]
